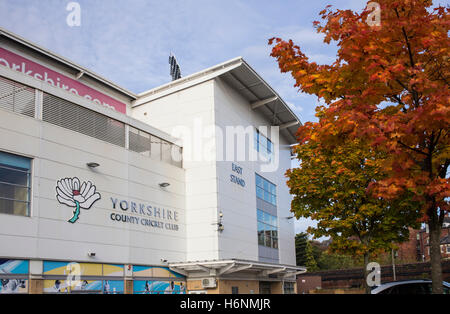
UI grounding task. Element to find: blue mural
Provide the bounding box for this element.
[133,280,186,294]
[0,259,29,275]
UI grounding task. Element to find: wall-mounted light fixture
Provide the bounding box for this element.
[159,182,170,188]
[218,211,224,232]
[285,216,295,220]
[86,162,100,168]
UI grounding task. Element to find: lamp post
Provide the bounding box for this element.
[391,248,397,281]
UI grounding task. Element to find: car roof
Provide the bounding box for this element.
[371,280,450,294]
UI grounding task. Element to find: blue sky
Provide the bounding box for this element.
[4,0,439,236]
[0,0,370,122]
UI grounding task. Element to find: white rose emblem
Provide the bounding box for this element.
[56,177,101,223]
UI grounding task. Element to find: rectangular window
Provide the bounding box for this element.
[284,282,295,294]
[254,129,274,162]
[255,174,276,206]
[150,136,162,161]
[0,76,35,118]
[161,141,173,164]
[129,127,182,167]
[129,127,151,157]
[41,93,182,168]
[0,151,31,217]
[257,209,278,249]
[42,93,126,147]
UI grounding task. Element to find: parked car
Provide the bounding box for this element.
[371,280,450,294]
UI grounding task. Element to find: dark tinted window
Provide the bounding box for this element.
[381,283,428,294]
[380,283,449,294]
[0,151,31,217]
[378,286,397,294]
[444,285,450,295]
[398,283,429,294]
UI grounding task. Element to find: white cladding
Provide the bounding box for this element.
[0,67,187,266]
[132,80,220,262]
[0,32,297,268]
[132,77,296,266]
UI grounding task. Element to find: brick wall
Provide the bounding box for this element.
[298,260,450,291]
[396,228,421,263]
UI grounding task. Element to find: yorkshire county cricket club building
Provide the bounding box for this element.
[0,27,305,294]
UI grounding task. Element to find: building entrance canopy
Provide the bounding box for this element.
[169,259,306,281]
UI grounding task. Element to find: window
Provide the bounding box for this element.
[257,209,278,249]
[447,246,450,254]
[0,76,35,118]
[129,127,182,167]
[0,151,31,217]
[42,93,126,147]
[395,283,429,294]
[129,127,151,157]
[42,93,182,168]
[259,282,271,294]
[284,282,295,294]
[254,129,273,162]
[256,174,276,206]
[231,286,239,294]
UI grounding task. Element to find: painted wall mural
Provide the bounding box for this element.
[43,279,124,294]
[43,261,124,294]
[133,280,186,294]
[133,265,184,278]
[0,260,29,294]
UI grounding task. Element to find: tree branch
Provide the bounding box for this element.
[397,140,429,156]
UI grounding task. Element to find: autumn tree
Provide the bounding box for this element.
[305,240,319,272]
[270,0,449,293]
[295,232,309,266]
[286,116,421,293]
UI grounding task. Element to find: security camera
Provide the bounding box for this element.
[161,258,168,263]
[219,212,223,218]
[87,252,96,257]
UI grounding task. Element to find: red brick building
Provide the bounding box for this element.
[397,216,450,263]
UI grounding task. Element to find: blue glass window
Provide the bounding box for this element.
[255,174,277,206]
[254,129,274,162]
[257,209,278,249]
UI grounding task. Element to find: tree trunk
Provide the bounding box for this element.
[363,253,371,294]
[429,219,443,294]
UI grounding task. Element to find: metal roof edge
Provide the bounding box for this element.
[239,59,301,125]
[133,57,244,105]
[0,27,137,99]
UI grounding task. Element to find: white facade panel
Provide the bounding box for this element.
[132,80,221,262]
[0,32,300,293]
[0,107,187,265]
[213,77,296,266]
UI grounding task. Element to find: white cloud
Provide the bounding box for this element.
[0,0,344,123]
